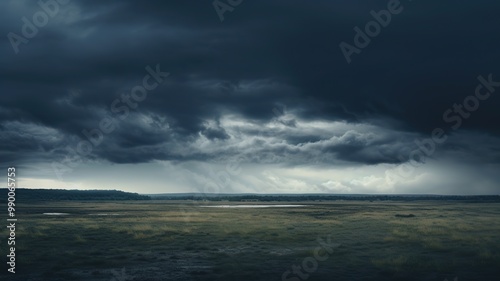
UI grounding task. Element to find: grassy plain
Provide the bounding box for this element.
[1,200,500,280]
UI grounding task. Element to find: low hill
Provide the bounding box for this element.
[1,188,150,201]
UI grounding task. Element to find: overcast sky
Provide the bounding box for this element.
[1,0,499,194]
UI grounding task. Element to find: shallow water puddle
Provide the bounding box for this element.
[200,205,309,208]
[43,213,70,216]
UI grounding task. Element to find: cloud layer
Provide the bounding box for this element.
[1,0,500,194]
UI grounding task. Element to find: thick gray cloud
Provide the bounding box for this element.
[1,0,500,193]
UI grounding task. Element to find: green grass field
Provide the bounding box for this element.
[2,200,500,280]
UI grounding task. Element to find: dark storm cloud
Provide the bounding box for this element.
[1,0,500,169]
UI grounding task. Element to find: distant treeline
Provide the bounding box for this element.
[2,189,499,202]
[151,194,500,202]
[1,188,150,201]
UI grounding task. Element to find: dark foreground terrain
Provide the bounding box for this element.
[1,200,499,280]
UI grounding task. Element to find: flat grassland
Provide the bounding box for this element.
[2,200,500,280]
